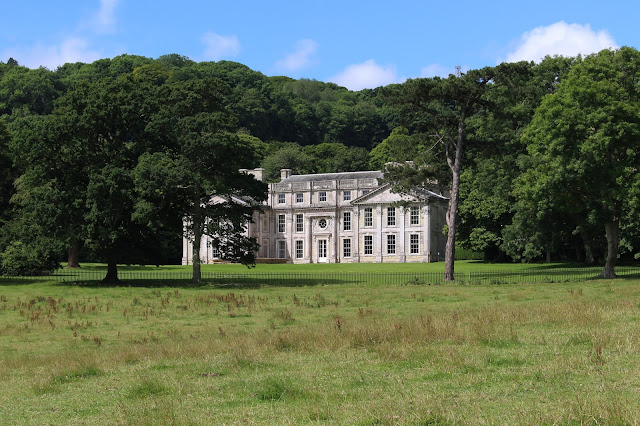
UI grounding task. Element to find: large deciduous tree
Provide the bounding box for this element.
[134,76,267,282]
[521,47,640,278]
[10,56,171,282]
[460,57,577,261]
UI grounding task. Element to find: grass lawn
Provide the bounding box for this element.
[1,275,639,424]
[44,260,638,287]
[58,259,606,274]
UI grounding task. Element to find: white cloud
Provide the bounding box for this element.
[329,60,403,91]
[274,39,318,72]
[92,0,121,34]
[2,1,123,69]
[2,38,102,69]
[201,32,241,61]
[504,21,618,63]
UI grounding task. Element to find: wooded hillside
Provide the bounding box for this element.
[1,49,638,277]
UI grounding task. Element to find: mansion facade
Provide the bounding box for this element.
[182,168,448,265]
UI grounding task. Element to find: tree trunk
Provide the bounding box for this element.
[580,228,595,265]
[444,115,465,282]
[102,260,120,284]
[65,240,81,268]
[192,232,202,283]
[575,239,583,262]
[600,221,619,279]
[192,198,203,283]
[545,244,552,263]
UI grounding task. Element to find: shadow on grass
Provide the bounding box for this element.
[461,260,595,270]
[464,260,638,271]
[8,266,640,289]
[51,266,187,279]
[0,277,50,286]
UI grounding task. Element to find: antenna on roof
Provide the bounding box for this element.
[455,65,461,78]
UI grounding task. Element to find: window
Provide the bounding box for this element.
[387,207,396,226]
[410,206,420,225]
[295,240,304,259]
[278,193,285,204]
[278,214,285,233]
[212,246,221,258]
[319,191,327,202]
[343,211,351,231]
[343,191,351,201]
[364,207,373,227]
[296,214,303,232]
[362,189,370,196]
[410,234,419,254]
[387,234,396,254]
[318,240,327,258]
[343,238,352,257]
[278,240,287,259]
[364,235,373,255]
[295,192,303,203]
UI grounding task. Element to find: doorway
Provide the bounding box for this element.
[318,239,327,262]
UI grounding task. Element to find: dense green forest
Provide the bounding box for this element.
[0,49,638,279]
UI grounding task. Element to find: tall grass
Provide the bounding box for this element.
[0,278,639,423]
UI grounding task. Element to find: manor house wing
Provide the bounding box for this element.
[182,168,448,264]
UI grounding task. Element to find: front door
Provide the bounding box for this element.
[318,239,327,263]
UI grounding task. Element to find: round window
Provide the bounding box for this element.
[318,219,327,229]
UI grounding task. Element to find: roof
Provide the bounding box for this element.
[280,170,383,183]
[351,183,448,204]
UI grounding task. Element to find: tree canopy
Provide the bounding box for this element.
[517,47,640,277]
[1,49,639,279]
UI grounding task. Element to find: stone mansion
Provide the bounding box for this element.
[182,168,448,265]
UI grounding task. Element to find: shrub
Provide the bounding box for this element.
[0,241,59,276]
[455,247,483,260]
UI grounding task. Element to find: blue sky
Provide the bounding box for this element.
[2,1,637,90]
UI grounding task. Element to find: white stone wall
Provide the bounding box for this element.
[182,172,447,265]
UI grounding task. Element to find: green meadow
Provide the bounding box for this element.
[1,264,640,424]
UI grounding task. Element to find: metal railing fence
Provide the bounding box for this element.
[2,266,639,286]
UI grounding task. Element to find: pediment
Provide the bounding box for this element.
[208,194,252,206]
[351,183,447,205]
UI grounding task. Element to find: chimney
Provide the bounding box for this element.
[280,168,292,181]
[252,168,265,182]
[239,168,266,182]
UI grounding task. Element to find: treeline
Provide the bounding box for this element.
[0,54,390,279]
[0,49,638,278]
